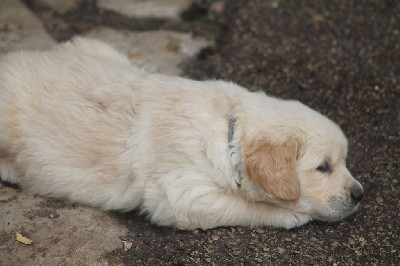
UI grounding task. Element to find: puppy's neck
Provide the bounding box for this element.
[226,116,291,204]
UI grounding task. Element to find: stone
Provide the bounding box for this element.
[0,0,55,53]
[84,27,210,75]
[376,196,383,203]
[211,234,220,241]
[277,247,286,255]
[255,228,265,234]
[97,0,193,19]
[262,245,270,252]
[30,0,81,14]
[0,184,127,265]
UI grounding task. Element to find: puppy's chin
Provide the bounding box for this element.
[311,196,360,222]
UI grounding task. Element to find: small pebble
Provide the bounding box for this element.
[376,196,383,203]
[277,247,286,255]
[255,228,265,234]
[211,235,219,241]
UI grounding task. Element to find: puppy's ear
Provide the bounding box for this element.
[243,138,302,202]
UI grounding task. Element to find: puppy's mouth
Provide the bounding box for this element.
[313,196,360,222]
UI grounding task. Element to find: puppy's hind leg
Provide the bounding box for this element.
[0,159,20,187]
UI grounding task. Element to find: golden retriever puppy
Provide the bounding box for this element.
[0,38,363,230]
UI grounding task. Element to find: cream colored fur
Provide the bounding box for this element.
[0,38,363,229]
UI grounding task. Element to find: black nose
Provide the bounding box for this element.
[351,187,364,204]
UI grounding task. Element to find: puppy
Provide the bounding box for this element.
[0,38,363,230]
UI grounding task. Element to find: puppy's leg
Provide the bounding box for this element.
[0,159,18,185]
[185,192,312,230]
[143,172,312,230]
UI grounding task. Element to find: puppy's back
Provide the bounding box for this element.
[0,39,144,209]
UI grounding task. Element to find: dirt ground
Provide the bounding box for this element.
[1,0,399,265]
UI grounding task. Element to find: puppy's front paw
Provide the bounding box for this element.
[283,213,312,229]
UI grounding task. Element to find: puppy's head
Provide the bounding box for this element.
[241,96,363,223]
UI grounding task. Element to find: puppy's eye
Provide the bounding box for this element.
[316,162,330,173]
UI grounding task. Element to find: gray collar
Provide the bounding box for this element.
[227,116,244,187]
[228,117,237,148]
